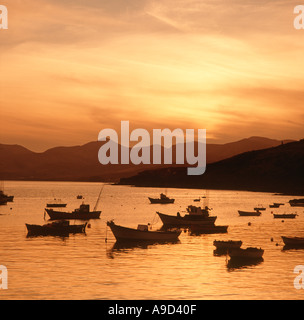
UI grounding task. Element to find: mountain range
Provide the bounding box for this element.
[0,136,295,183]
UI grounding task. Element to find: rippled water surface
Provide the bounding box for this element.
[0,181,304,300]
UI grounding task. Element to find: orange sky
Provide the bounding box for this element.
[0,0,303,151]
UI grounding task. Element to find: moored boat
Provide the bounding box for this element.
[45,203,101,220]
[0,190,14,202]
[289,198,304,207]
[213,240,242,250]
[229,247,264,259]
[189,224,228,234]
[269,203,280,208]
[282,236,304,247]
[254,205,266,211]
[106,220,181,242]
[148,193,175,204]
[157,208,217,227]
[46,199,67,208]
[26,220,87,236]
[238,210,261,216]
[273,213,297,219]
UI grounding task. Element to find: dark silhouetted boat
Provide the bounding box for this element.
[148,193,175,204]
[26,220,87,236]
[238,210,261,216]
[46,199,67,208]
[213,240,242,250]
[157,205,216,227]
[282,236,304,247]
[229,247,264,259]
[289,198,304,207]
[0,199,7,206]
[189,224,228,234]
[107,220,181,242]
[273,213,297,219]
[269,203,280,208]
[77,195,83,199]
[0,190,14,202]
[45,203,101,220]
[254,205,266,211]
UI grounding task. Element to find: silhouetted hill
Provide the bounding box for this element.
[119,140,304,195]
[0,136,295,182]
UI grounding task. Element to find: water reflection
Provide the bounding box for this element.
[106,240,181,259]
[226,257,264,271]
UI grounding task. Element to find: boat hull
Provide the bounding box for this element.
[45,208,101,220]
[157,211,217,227]
[213,240,242,250]
[238,210,261,216]
[107,221,181,242]
[26,222,87,236]
[273,214,297,219]
[282,236,304,246]
[289,203,304,207]
[46,203,67,208]
[229,248,264,259]
[189,225,228,234]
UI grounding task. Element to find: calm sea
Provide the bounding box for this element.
[0,181,303,300]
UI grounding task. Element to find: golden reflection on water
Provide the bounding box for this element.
[0,181,304,300]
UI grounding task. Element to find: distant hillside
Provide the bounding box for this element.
[0,136,295,182]
[119,140,304,195]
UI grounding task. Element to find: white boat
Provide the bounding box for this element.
[106,220,181,242]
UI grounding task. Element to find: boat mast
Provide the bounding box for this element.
[94,185,105,211]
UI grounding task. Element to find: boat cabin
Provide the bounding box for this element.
[187,205,210,216]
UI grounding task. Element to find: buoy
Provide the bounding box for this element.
[87,223,91,228]
[271,237,273,242]
[248,222,251,226]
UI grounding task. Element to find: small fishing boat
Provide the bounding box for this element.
[254,205,266,211]
[45,203,101,220]
[106,220,181,242]
[189,225,228,234]
[213,240,242,250]
[157,207,217,227]
[269,203,280,208]
[273,213,297,219]
[77,195,83,199]
[289,198,304,207]
[45,186,104,220]
[0,190,14,202]
[0,199,7,206]
[282,236,304,247]
[193,197,200,202]
[46,199,67,208]
[148,193,175,204]
[229,247,264,259]
[238,210,261,216]
[26,220,87,236]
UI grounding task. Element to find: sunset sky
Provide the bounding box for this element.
[0,0,303,151]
